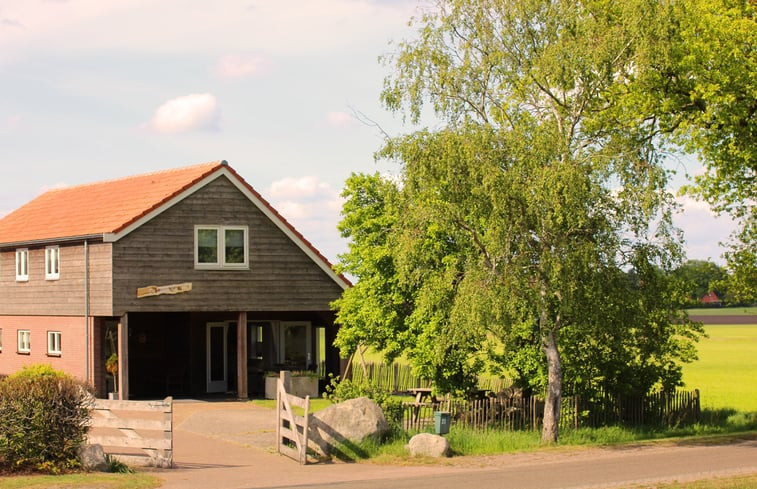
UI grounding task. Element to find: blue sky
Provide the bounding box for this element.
[0,0,735,265]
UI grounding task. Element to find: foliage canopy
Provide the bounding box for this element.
[333,0,714,443]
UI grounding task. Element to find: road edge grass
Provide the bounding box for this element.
[621,472,757,489]
[0,472,161,489]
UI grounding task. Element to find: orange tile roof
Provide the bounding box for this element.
[0,160,351,287]
[0,161,223,244]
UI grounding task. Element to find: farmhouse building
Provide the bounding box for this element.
[700,291,722,306]
[0,161,349,399]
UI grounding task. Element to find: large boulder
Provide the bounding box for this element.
[407,433,451,458]
[309,397,389,456]
[78,443,109,471]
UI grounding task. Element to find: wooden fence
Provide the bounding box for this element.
[560,389,701,430]
[401,390,700,432]
[348,361,513,394]
[86,397,172,468]
[350,363,432,393]
[276,371,311,465]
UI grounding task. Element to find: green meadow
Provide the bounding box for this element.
[682,323,757,412]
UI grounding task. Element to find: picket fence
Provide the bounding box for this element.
[401,390,700,432]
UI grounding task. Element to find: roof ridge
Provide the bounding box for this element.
[42,160,225,193]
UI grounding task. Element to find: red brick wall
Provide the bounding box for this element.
[0,315,94,385]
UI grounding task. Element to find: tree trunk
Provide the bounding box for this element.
[541,327,562,443]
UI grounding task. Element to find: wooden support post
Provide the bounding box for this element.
[118,313,129,400]
[237,312,248,399]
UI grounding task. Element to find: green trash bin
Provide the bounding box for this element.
[434,411,451,435]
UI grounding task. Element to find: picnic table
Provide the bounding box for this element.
[408,387,436,404]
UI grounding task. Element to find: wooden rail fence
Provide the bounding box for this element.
[86,396,172,468]
[276,371,311,465]
[402,390,700,432]
[348,361,512,394]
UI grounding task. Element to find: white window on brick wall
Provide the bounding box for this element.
[17,329,30,353]
[45,246,60,280]
[47,331,61,356]
[16,249,29,282]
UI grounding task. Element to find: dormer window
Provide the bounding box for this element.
[194,225,249,270]
[45,246,60,280]
[15,249,28,282]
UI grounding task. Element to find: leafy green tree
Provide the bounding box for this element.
[615,0,757,303]
[334,0,704,443]
[378,0,704,444]
[332,173,413,363]
[672,259,729,303]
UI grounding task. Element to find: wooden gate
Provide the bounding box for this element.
[276,371,310,465]
[87,396,173,468]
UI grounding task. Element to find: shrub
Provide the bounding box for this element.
[0,364,93,473]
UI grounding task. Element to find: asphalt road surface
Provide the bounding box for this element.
[257,438,757,489]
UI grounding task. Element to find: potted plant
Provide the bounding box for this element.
[265,370,319,399]
[105,353,119,400]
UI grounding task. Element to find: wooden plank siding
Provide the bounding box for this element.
[0,242,113,316]
[111,175,343,315]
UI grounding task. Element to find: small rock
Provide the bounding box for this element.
[78,443,109,471]
[407,433,451,458]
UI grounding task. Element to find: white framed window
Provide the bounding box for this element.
[17,329,30,354]
[47,331,61,356]
[15,248,29,282]
[0,328,3,352]
[45,246,60,280]
[194,225,249,269]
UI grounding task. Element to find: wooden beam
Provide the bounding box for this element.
[237,311,248,399]
[118,313,129,400]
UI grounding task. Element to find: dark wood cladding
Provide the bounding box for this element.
[0,242,113,316]
[111,176,344,315]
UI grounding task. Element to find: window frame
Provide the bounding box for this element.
[17,329,30,354]
[15,248,29,282]
[45,246,60,280]
[0,328,3,353]
[47,331,62,356]
[194,225,249,270]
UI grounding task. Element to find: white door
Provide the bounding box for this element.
[206,323,228,393]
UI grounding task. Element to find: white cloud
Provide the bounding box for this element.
[2,114,23,130]
[674,195,737,263]
[326,111,357,128]
[0,0,420,61]
[146,93,220,134]
[269,176,333,200]
[266,176,346,262]
[212,53,272,81]
[1,18,24,28]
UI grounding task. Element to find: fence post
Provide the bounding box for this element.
[694,389,700,423]
[574,395,579,430]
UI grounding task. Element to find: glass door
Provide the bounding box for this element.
[206,323,228,393]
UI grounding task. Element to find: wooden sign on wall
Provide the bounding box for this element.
[137,282,192,299]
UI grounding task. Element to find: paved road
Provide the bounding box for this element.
[257,439,757,489]
[158,402,757,489]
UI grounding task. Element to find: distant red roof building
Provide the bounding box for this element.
[700,291,722,305]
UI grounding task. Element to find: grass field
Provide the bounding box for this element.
[682,323,757,412]
[685,307,757,316]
